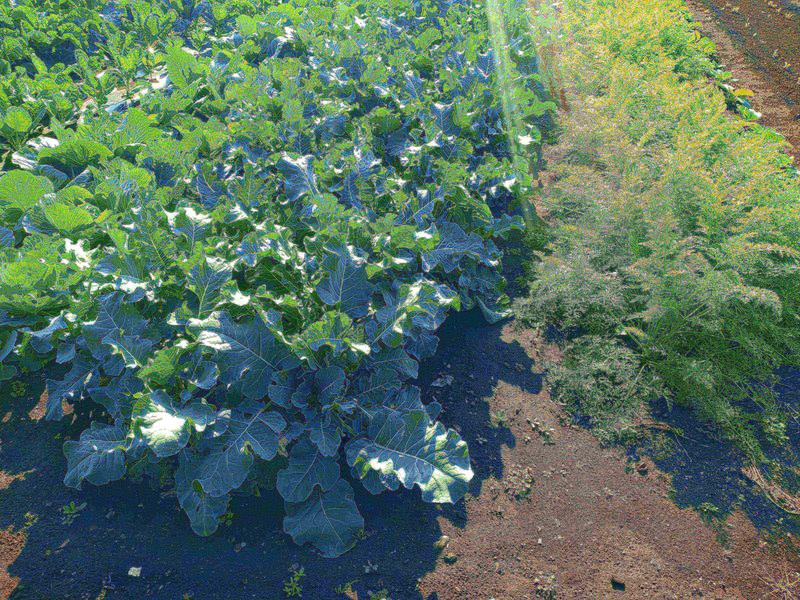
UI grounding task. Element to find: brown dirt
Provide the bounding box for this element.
[684,0,800,155]
[420,324,800,600]
[0,529,24,600]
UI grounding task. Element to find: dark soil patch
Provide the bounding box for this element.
[633,367,800,541]
[685,0,800,154]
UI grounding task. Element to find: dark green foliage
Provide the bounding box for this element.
[0,0,554,555]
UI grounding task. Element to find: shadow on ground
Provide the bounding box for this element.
[632,366,800,537]
[0,308,539,600]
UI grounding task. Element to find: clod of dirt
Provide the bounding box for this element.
[434,536,450,552]
[431,374,454,388]
[442,552,458,565]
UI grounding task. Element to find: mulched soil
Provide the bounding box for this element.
[685,0,800,154]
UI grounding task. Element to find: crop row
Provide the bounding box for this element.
[0,0,554,555]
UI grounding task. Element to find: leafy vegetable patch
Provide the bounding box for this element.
[0,0,551,555]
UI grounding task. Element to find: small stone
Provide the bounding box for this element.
[433,535,450,551]
[443,552,458,564]
[128,567,142,578]
[431,374,454,388]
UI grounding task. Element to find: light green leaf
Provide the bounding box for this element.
[0,170,53,219]
[3,107,32,133]
[131,390,216,458]
[347,409,473,503]
[43,202,94,233]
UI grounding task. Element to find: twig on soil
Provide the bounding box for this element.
[743,465,800,516]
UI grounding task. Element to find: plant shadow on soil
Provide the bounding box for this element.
[631,366,800,538]
[0,308,539,600]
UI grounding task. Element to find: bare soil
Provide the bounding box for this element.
[684,0,800,154]
[419,324,800,600]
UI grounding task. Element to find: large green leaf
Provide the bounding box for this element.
[225,400,286,460]
[2,107,32,133]
[43,202,94,233]
[283,479,364,558]
[186,258,233,317]
[176,451,230,536]
[315,246,374,318]
[38,139,112,172]
[131,390,216,458]
[166,45,203,94]
[192,311,298,400]
[299,311,370,358]
[63,422,127,489]
[277,154,319,202]
[347,409,473,503]
[0,170,53,220]
[276,438,340,503]
[182,440,253,499]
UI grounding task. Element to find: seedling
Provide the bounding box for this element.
[283,565,305,598]
[60,501,87,525]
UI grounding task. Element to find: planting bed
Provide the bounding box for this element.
[2,310,800,599]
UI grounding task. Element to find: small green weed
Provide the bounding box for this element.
[489,410,510,429]
[283,565,305,598]
[60,501,86,525]
[534,572,558,599]
[10,381,26,398]
[219,509,234,527]
[334,580,358,595]
[23,512,38,528]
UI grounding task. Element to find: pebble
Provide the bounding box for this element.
[433,535,450,551]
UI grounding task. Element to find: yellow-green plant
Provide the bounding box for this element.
[518,0,800,462]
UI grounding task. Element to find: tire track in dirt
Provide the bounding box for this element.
[684,0,800,154]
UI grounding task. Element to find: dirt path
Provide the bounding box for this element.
[684,0,800,154]
[419,323,800,600]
